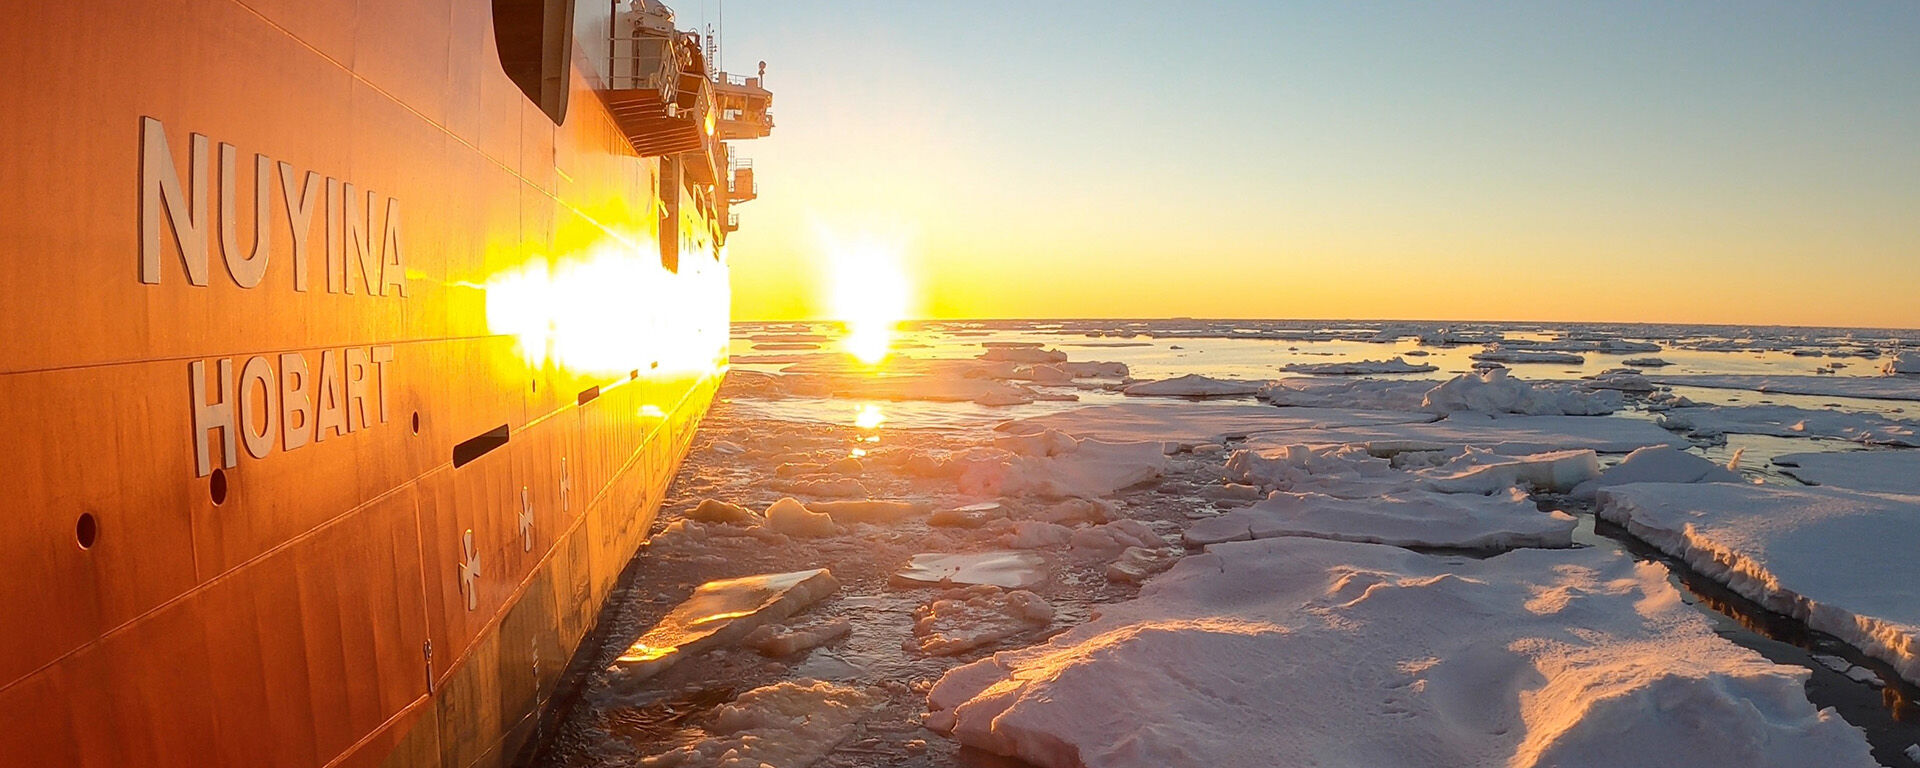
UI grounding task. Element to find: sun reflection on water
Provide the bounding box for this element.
[853,403,887,430]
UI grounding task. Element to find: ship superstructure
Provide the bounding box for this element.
[0,1,768,765]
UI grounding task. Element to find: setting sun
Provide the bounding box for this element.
[819,228,912,365]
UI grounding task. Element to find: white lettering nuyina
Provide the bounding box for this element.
[139,115,407,296]
[188,346,396,477]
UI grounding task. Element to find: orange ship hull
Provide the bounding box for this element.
[0,1,742,765]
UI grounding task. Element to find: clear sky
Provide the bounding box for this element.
[708,1,1920,328]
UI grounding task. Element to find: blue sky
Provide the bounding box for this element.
[706,1,1920,326]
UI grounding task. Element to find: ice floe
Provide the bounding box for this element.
[689,498,756,524]
[1772,450,1920,494]
[1596,482,1920,687]
[610,569,841,685]
[910,585,1055,656]
[1001,401,1437,449]
[1470,345,1585,365]
[962,432,1169,499]
[1259,377,1436,411]
[762,497,842,537]
[1282,356,1438,375]
[1240,412,1691,455]
[979,343,1070,365]
[1224,443,1416,498]
[1422,369,1624,415]
[1419,448,1600,494]
[1569,445,1743,500]
[927,537,1877,768]
[743,617,854,657]
[1104,546,1181,584]
[1185,487,1575,549]
[1652,374,1920,402]
[1121,373,1266,398]
[1582,369,1658,393]
[1658,404,1920,446]
[894,551,1051,590]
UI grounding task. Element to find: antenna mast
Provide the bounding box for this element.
[704,24,717,81]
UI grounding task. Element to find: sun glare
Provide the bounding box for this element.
[819,228,912,365]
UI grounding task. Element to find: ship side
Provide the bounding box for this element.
[0,1,768,766]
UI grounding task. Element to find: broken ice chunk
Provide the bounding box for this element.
[609,569,840,685]
[1419,448,1599,494]
[1105,546,1181,584]
[1568,445,1741,500]
[762,497,841,537]
[909,585,1054,656]
[638,679,877,767]
[688,498,756,524]
[894,551,1051,590]
[742,617,854,658]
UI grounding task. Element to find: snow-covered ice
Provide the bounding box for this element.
[1422,369,1624,415]
[1241,412,1691,455]
[1258,377,1434,411]
[1257,371,1626,416]
[1582,369,1658,392]
[1121,373,1266,398]
[1596,482,1920,686]
[564,323,1920,766]
[1569,444,1743,500]
[1223,443,1416,498]
[964,432,1168,499]
[1001,401,1437,448]
[1184,487,1575,549]
[927,537,1877,768]
[1103,546,1180,584]
[1772,450,1920,494]
[1471,345,1585,364]
[1651,374,1920,402]
[1419,448,1600,494]
[1282,356,1438,375]
[1658,404,1920,447]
